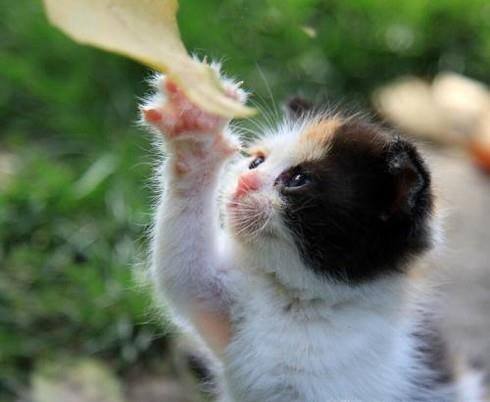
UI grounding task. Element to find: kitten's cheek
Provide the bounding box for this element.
[233,171,262,199]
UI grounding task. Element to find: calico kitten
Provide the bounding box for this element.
[141,69,484,402]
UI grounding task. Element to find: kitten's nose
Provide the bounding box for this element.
[235,171,262,198]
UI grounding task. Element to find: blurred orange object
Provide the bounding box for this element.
[470,112,490,173]
[470,142,490,173]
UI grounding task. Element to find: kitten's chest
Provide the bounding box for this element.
[222,281,411,402]
[225,295,326,401]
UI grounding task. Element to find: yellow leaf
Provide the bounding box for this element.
[42,0,255,118]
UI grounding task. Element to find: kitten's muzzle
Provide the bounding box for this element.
[233,171,262,199]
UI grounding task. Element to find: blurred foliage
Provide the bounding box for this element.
[179,0,490,103]
[0,0,489,399]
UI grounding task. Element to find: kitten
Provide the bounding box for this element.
[141,68,485,402]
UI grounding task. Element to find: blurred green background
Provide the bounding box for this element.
[1,0,489,400]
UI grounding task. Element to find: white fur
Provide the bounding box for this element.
[145,76,484,401]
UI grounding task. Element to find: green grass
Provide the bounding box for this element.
[0,135,166,396]
[0,2,163,396]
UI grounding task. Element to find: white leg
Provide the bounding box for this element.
[141,73,244,357]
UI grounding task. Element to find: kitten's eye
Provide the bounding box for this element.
[286,173,310,188]
[249,155,265,169]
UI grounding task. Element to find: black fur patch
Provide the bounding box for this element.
[279,118,433,283]
[285,96,315,119]
[412,321,455,388]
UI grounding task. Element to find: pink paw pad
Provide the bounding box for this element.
[143,108,162,123]
[143,76,232,137]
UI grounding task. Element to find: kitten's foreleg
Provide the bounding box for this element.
[142,75,243,356]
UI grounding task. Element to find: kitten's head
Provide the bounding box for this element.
[225,107,433,284]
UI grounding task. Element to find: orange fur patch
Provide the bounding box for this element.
[297,118,342,161]
[246,146,268,157]
[192,308,231,358]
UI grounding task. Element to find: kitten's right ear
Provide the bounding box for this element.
[285,96,314,119]
[386,138,432,218]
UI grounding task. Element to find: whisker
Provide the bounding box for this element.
[248,104,275,134]
[287,198,317,214]
[248,98,278,130]
[255,63,280,123]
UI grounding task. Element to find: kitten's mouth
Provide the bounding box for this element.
[226,194,272,240]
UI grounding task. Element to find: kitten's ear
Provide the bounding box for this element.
[386,138,432,218]
[285,96,314,119]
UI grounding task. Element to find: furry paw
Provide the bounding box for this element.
[141,69,245,177]
[142,73,245,138]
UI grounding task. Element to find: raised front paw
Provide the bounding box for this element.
[141,73,246,138]
[141,69,246,178]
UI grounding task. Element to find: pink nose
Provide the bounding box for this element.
[235,171,261,198]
